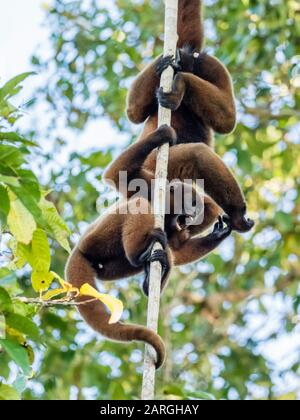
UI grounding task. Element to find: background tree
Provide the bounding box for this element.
[0,0,300,400]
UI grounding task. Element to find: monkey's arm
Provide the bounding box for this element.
[172,218,231,266]
[104,125,176,194]
[189,195,222,237]
[126,56,162,124]
[158,55,236,134]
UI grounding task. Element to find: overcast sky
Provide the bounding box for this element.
[0,0,127,154]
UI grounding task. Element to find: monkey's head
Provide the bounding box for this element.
[165,181,204,233]
[227,204,255,233]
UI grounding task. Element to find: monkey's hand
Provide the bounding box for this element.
[143,249,170,297]
[211,216,232,241]
[155,55,180,77]
[157,73,185,111]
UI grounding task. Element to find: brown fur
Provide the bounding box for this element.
[177,0,204,50]
[126,0,236,147]
[66,186,230,369]
[105,126,254,233]
[168,195,227,266]
[66,197,169,369]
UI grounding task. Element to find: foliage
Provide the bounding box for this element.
[0,74,123,399]
[1,0,300,400]
[0,73,72,399]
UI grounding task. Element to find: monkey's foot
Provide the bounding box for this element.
[155,55,176,76]
[143,249,170,297]
[157,87,179,111]
[154,124,177,146]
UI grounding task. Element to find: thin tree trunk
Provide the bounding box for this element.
[141,0,179,401]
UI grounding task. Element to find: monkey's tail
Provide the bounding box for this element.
[65,248,165,369]
[177,0,204,51]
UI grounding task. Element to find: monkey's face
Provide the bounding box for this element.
[229,205,255,233]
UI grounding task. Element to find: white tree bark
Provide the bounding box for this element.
[141,0,179,401]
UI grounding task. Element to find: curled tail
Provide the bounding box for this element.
[65,248,165,369]
[177,0,204,51]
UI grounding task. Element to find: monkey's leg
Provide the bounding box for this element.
[144,143,254,232]
[172,217,232,266]
[104,124,176,195]
[181,54,236,133]
[126,56,168,124]
[157,54,236,134]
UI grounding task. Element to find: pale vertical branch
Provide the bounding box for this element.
[141,0,179,401]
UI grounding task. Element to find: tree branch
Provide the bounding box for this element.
[15,296,98,307]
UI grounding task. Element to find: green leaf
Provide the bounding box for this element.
[40,196,71,252]
[185,390,216,401]
[5,313,40,342]
[0,72,35,103]
[0,384,21,400]
[0,184,10,225]
[0,338,30,375]
[30,229,51,272]
[17,169,41,202]
[31,271,55,293]
[0,175,20,187]
[10,185,42,221]
[0,132,37,147]
[0,145,25,168]
[7,194,37,245]
[0,287,13,314]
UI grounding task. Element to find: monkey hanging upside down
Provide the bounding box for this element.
[105,125,255,233]
[66,177,231,369]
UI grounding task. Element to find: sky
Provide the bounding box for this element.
[0,0,299,399]
[0,0,126,157]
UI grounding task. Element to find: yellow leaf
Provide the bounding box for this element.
[50,271,69,289]
[7,194,36,245]
[80,283,123,324]
[49,272,79,295]
[41,288,66,301]
[31,271,55,292]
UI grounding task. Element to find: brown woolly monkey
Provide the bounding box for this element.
[66,176,231,369]
[126,0,236,148]
[105,125,254,233]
